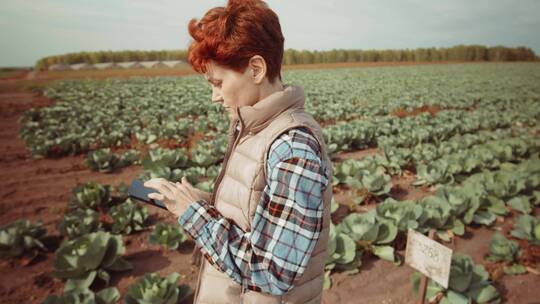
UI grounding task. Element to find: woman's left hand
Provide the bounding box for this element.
[144,176,206,217]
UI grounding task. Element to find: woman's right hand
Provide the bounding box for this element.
[144,177,213,217]
[191,187,212,203]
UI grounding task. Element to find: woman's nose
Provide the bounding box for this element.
[212,87,223,103]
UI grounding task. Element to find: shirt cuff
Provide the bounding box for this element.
[177,199,219,241]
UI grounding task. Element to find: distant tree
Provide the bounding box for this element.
[33,45,539,70]
[283,49,294,65]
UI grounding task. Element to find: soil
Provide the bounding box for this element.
[1,69,539,304]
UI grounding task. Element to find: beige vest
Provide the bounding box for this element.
[190,85,333,304]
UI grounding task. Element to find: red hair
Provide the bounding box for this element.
[187,0,284,83]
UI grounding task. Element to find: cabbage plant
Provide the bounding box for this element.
[142,147,189,170]
[85,148,121,173]
[43,287,119,304]
[139,148,193,182]
[510,214,540,244]
[115,181,129,203]
[124,272,191,304]
[68,181,112,211]
[120,149,141,166]
[485,232,527,275]
[506,196,533,214]
[0,219,47,260]
[149,223,188,250]
[374,147,411,176]
[414,160,453,186]
[108,199,149,234]
[181,166,207,185]
[85,148,140,173]
[435,185,479,225]
[324,222,362,289]
[337,211,398,263]
[189,136,226,167]
[326,222,360,272]
[417,196,465,242]
[375,198,423,232]
[52,231,133,292]
[58,208,102,239]
[411,254,500,304]
[412,137,540,186]
[334,158,392,202]
[139,164,183,182]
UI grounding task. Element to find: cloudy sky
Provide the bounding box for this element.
[1,0,539,67]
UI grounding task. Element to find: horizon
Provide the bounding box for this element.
[1,0,540,68]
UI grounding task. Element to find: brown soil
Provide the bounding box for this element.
[1,68,539,304]
[390,171,435,202]
[390,105,442,118]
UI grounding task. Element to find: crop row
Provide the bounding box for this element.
[325,156,540,302]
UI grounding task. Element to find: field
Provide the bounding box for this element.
[0,62,539,304]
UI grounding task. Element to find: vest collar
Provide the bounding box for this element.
[231,84,305,135]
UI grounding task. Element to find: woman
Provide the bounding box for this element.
[144,0,333,303]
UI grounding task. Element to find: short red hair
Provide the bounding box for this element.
[187,0,284,83]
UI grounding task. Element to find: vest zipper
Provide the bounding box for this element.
[240,285,286,304]
[241,283,246,304]
[210,115,244,204]
[193,116,244,303]
[192,258,204,303]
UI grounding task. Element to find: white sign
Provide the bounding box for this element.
[405,229,453,288]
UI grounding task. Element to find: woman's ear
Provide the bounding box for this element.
[248,55,266,85]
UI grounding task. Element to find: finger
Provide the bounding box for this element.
[176,180,189,189]
[148,193,164,200]
[164,181,191,204]
[144,179,164,190]
[160,180,178,194]
[146,180,174,199]
[144,178,166,187]
[170,182,189,196]
[181,176,193,188]
[180,176,189,185]
[144,180,168,198]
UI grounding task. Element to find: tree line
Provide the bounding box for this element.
[35,45,538,70]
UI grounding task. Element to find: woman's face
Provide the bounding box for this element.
[204,60,259,118]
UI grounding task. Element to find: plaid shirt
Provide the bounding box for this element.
[178,126,329,296]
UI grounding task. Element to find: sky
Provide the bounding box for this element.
[1,0,539,67]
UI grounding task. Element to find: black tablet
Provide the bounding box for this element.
[128,179,168,210]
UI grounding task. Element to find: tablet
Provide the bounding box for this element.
[128,179,168,210]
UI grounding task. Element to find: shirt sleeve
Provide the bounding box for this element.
[178,128,328,296]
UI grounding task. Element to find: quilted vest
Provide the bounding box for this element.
[190,84,333,304]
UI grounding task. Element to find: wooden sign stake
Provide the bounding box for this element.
[418,229,436,304]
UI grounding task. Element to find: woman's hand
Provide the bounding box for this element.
[144,176,211,217]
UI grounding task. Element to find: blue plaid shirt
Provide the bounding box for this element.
[178,126,329,296]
